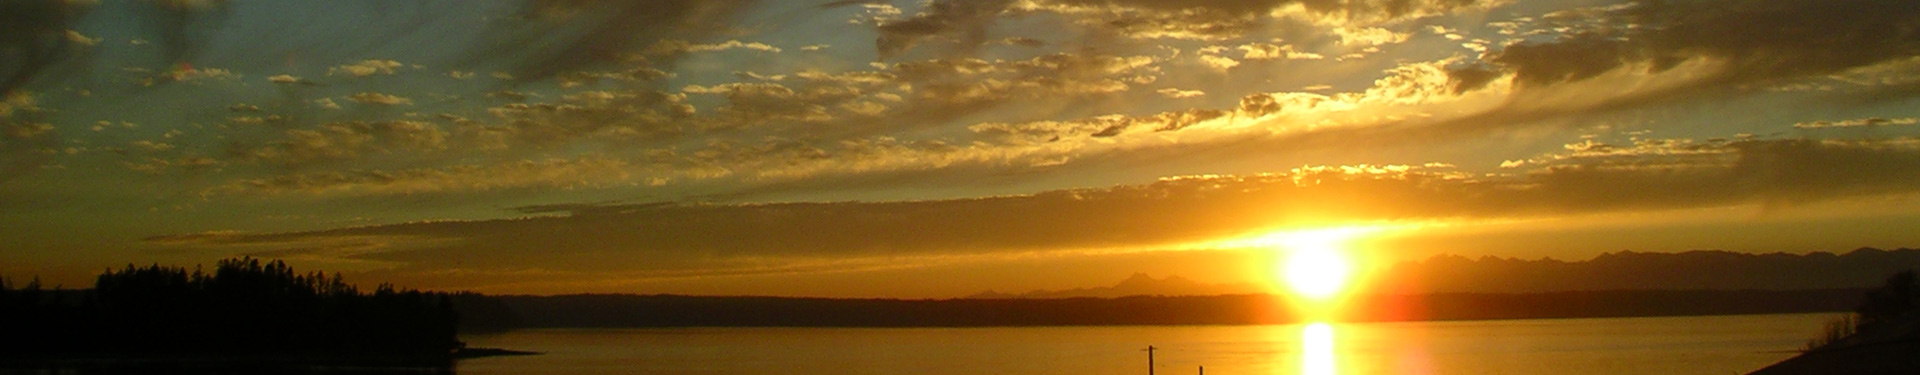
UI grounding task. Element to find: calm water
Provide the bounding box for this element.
[457,313,1834,375]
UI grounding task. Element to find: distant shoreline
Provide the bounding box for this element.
[454,347,542,358]
[470,288,1865,329]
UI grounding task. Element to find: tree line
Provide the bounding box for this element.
[1806,269,1920,350]
[0,258,465,362]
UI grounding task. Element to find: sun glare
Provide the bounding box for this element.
[1283,248,1351,299]
[1301,322,1337,375]
[1274,228,1361,300]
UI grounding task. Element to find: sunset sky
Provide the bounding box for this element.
[5,0,1920,297]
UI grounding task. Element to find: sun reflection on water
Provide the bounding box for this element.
[1301,322,1336,375]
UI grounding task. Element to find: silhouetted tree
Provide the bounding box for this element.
[1806,269,1920,350]
[1856,269,1918,328]
[4,257,466,363]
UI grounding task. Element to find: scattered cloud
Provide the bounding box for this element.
[1157,88,1205,98]
[267,74,311,85]
[129,140,175,152]
[1795,117,1920,129]
[346,92,412,106]
[226,120,446,165]
[155,66,239,83]
[1238,43,1324,60]
[649,39,783,55]
[3,122,54,139]
[1199,55,1240,70]
[210,156,633,196]
[328,60,407,77]
[1334,27,1408,47]
[63,30,99,46]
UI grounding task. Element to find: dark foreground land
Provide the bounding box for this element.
[1748,271,1920,375]
[0,348,538,375]
[0,258,533,372]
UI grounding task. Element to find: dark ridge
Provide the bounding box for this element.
[1379,248,1920,294]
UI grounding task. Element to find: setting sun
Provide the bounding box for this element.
[1273,228,1362,299]
[1283,248,1352,299]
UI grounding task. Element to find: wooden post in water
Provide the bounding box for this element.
[1199,365,1204,375]
[1145,346,1156,375]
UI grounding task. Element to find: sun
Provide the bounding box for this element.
[1275,229,1358,299]
[1283,247,1352,299]
[1283,248,1351,299]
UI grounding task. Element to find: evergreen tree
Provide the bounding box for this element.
[5,257,466,362]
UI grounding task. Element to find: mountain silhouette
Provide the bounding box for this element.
[975,248,1920,298]
[967,273,1263,299]
[1379,248,1920,294]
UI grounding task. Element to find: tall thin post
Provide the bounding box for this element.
[1146,345,1156,375]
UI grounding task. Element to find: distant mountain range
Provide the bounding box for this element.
[476,290,1863,328]
[965,273,1262,299]
[970,248,1920,298]
[1380,247,1920,294]
[454,248,1920,329]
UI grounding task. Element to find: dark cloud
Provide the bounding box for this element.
[869,0,1503,58]
[0,94,56,184]
[139,0,232,65]
[206,156,634,196]
[874,0,1016,60]
[0,0,93,95]
[1046,0,1297,40]
[462,0,761,83]
[1491,35,1629,88]
[683,83,842,124]
[820,0,887,8]
[1293,0,1494,23]
[1473,0,1920,93]
[1443,63,1500,94]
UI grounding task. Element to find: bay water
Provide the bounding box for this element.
[457,313,1835,375]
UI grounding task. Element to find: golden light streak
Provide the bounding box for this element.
[1301,322,1336,375]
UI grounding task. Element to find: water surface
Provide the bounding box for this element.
[459,313,1834,375]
